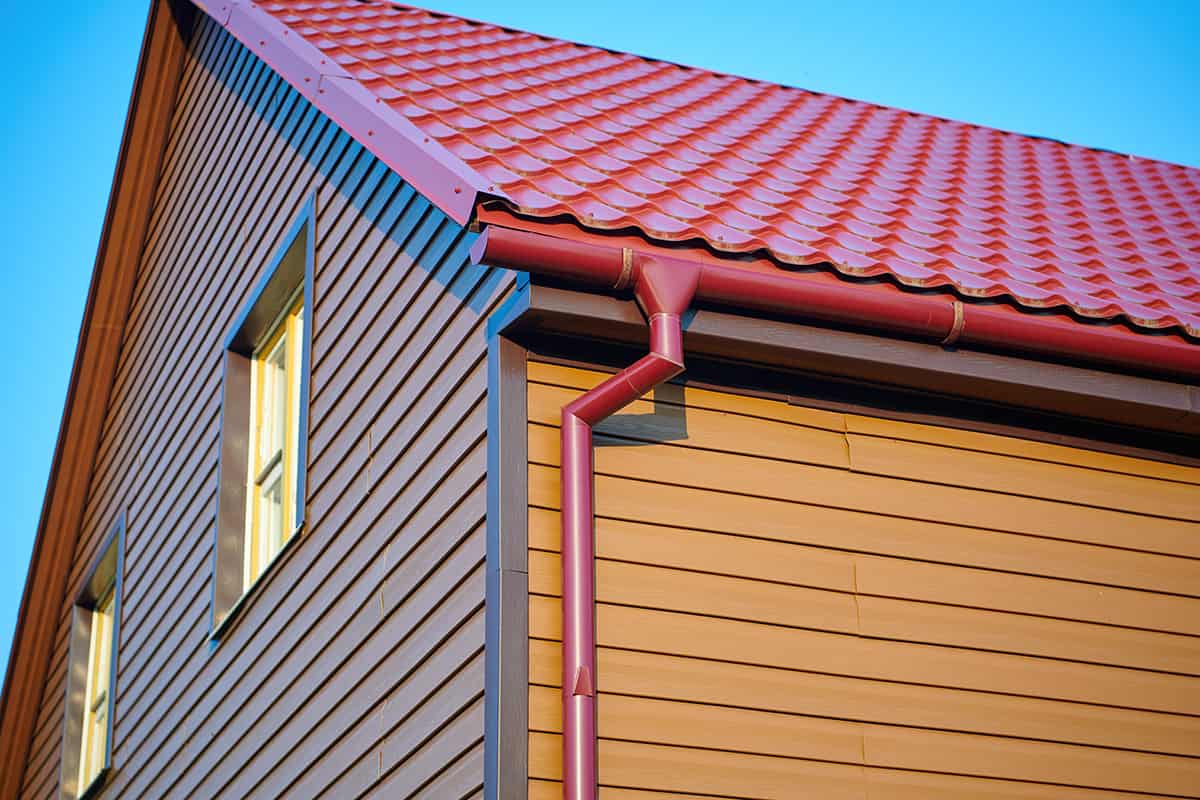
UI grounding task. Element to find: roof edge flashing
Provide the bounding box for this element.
[196,0,504,226]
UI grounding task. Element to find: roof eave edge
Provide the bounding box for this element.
[199,0,506,226]
[472,220,1200,386]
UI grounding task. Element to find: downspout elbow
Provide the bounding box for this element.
[558,257,698,800]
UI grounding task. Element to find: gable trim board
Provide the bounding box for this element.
[0,3,195,796]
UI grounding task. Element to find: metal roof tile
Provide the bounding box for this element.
[250,0,1200,338]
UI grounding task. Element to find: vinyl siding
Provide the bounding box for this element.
[18,15,510,799]
[526,360,1200,799]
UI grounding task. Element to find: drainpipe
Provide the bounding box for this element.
[559,259,698,800]
[472,229,700,800]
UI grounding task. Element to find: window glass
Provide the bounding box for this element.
[245,298,304,590]
[79,586,115,791]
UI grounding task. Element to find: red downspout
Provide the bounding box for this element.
[472,230,700,800]
[559,259,698,800]
[469,223,1200,800]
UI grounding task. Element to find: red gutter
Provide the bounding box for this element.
[476,224,1200,382]
[469,223,1200,800]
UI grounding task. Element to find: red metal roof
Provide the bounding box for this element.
[227,1,1200,338]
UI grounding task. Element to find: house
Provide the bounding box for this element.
[2,0,1198,797]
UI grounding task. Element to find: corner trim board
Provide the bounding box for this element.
[485,333,529,800]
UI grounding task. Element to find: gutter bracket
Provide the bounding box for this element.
[940,300,966,348]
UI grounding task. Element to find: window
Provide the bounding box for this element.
[60,519,124,800]
[78,586,115,789]
[212,200,314,635]
[245,297,304,589]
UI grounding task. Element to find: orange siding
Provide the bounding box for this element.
[527,360,1200,799]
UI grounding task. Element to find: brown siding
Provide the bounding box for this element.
[527,360,1200,799]
[19,15,510,799]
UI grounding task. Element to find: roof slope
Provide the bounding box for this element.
[244,1,1200,337]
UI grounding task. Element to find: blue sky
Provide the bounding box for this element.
[1,0,1198,684]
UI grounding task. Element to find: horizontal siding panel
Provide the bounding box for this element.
[531,586,1200,717]
[529,733,1170,800]
[535,357,1200,489]
[853,555,1200,635]
[529,423,1200,558]
[529,685,866,765]
[530,360,1200,485]
[528,361,846,432]
[528,686,1200,796]
[529,508,1200,636]
[527,467,1200,599]
[528,549,860,636]
[846,434,1200,522]
[529,547,1200,675]
[528,640,1199,756]
[858,594,1200,674]
[528,380,850,468]
[528,506,856,592]
[530,731,867,800]
[845,413,1200,485]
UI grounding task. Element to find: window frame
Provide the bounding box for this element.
[58,516,125,800]
[211,197,315,639]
